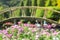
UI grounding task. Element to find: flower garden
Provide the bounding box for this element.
[0,0,60,40]
[0,20,60,40]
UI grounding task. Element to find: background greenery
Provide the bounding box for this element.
[0,0,60,23]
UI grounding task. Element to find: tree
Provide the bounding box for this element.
[51,0,57,6]
[57,0,60,7]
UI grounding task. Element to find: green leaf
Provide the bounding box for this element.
[31,0,35,6]
[0,35,2,40]
[0,6,3,11]
[46,10,53,18]
[23,0,27,6]
[45,0,50,6]
[11,9,20,17]
[37,0,41,6]
[35,9,44,17]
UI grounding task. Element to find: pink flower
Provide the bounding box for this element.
[18,27,24,32]
[0,30,2,34]
[28,28,32,30]
[53,31,59,36]
[32,30,36,33]
[41,31,50,36]
[30,24,36,28]
[18,22,21,25]
[46,32,50,36]
[5,22,12,25]
[42,31,47,35]
[6,34,12,38]
[41,30,47,33]
[11,25,20,29]
[47,24,52,29]
[24,23,30,27]
[50,29,55,32]
[2,30,8,34]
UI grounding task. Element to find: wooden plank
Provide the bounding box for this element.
[0,6,60,14]
[0,16,60,25]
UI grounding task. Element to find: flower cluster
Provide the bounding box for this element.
[0,21,60,40]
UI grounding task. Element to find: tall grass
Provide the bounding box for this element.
[45,0,50,6]
[35,9,44,17]
[46,10,53,18]
[10,9,20,17]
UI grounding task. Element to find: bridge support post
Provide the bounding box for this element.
[41,20,43,27]
[14,19,16,24]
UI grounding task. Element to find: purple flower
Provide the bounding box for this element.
[0,30,2,34]
[47,24,52,29]
[30,24,36,28]
[24,23,30,27]
[18,27,24,32]
[6,34,12,38]
[11,25,20,29]
[46,32,50,36]
[18,22,21,25]
[32,30,36,33]
[50,29,55,32]
[41,31,50,36]
[5,22,12,25]
[2,30,8,34]
[52,31,59,36]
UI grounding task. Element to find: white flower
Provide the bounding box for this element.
[35,34,39,38]
[28,28,32,30]
[53,37,59,40]
[35,35,39,40]
[27,32,30,34]
[35,23,41,28]
[22,39,25,40]
[35,38,38,40]
[52,23,56,27]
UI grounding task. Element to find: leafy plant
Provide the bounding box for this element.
[31,0,35,6]
[23,0,27,6]
[37,0,41,6]
[11,9,20,17]
[35,9,44,17]
[45,0,50,6]
[57,0,60,7]
[46,10,53,18]
[0,34,2,40]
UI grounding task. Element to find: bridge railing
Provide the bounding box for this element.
[0,6,60,24]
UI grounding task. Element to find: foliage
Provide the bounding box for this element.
[51,0,57,6]
[31,0,35,6]
[37,0,41,6]
[23,0,27,6]
[45,0,50,6]
[0,1,60,40]
[0,6,3,11]
[0,0,20,7]
[46,10,53,18]
[35,9,44,17]
[57,0,60,8]
[0,0,60,22]
[0,34,2,40]
[11,9,20,17]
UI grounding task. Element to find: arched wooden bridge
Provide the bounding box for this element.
[0,6,60,25]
